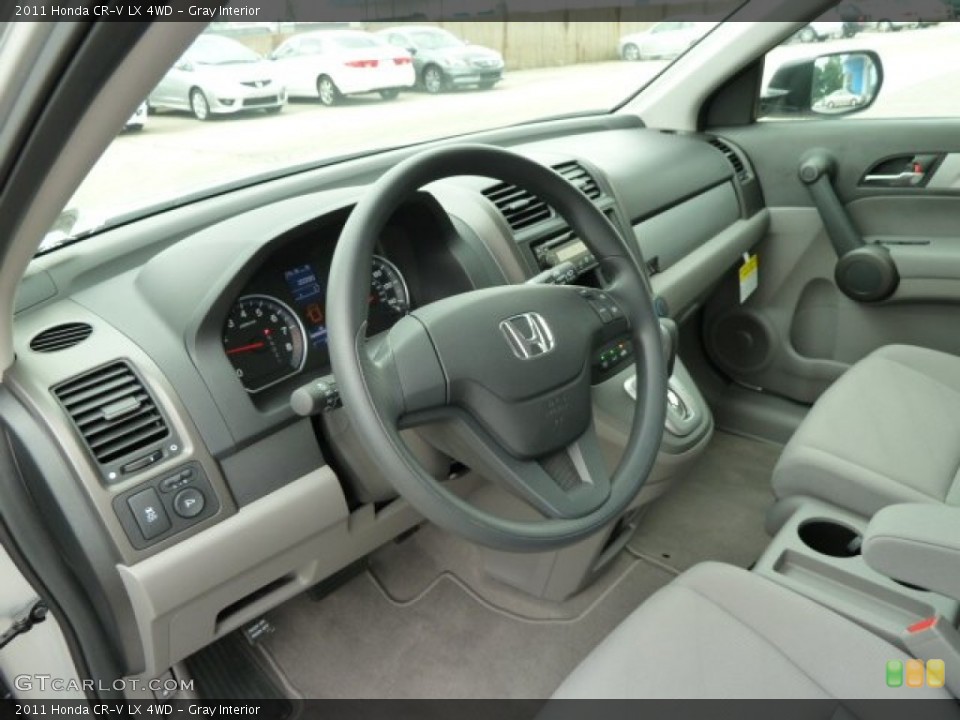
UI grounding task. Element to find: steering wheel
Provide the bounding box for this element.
[327,145,667,552]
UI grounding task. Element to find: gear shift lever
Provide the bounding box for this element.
[659,317,678,378]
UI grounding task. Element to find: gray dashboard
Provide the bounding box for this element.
[6,118,766,677]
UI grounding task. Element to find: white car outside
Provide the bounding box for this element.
[618,21,717,61]
[270,30,416,105]
[123,101,147,132]
[148,35,286,121]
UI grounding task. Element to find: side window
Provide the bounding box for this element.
[299,38,325,56]
[388,34,407,48]
[759,14,958,120]
[652,22,679,33]
[272,41,296,59]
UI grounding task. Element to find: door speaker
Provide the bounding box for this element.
[707,310,775,375]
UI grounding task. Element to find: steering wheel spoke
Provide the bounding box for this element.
[364,316,449,423]
[520,422,613,519]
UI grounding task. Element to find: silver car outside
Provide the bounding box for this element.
[148,34,286,121]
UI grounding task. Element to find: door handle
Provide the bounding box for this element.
[863,171,925,186]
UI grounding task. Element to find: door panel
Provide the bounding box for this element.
[701,119,960,404]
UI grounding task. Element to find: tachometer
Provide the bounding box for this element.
[223,295,307,393]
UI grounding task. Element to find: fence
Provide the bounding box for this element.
[221,3,737,69]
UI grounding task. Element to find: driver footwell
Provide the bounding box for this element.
[253,431,779,698]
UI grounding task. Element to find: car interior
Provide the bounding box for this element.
[2,2,960,706]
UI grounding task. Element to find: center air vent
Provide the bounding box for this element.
[483,182,552,231]
[482,161,604,232]
[30,323,93,353]
[708,137,750,182]
[554,161,603,200]
[53,361,171,471]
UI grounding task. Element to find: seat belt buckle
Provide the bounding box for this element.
[901,615,960,694]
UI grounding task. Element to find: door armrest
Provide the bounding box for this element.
[864,503,960,602]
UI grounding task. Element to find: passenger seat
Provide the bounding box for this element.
[772,345,960,520]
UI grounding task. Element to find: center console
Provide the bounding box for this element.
[754,499,960,651]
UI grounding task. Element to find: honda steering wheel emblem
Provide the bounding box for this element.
[499,312,555,359]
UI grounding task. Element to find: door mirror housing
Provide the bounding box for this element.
[759,50,883,119]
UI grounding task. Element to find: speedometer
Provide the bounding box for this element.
[368,255,410,335]
[223,295,307,393]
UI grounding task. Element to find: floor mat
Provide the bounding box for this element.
[367,521,669,622]
[628,431,781,573]
[185,632,295,717]
[260,431,778,699]
[262,559,673,699]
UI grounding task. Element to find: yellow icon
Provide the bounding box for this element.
[906,659,925,688]
[927,660,946,689]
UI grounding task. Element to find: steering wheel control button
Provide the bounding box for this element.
[579,289,623,325]
[127,488,171,541]
[592,339,634,382]
[174,488,205,519]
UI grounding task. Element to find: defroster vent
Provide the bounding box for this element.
[30,323,93,352]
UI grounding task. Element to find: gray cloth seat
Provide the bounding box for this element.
[552,562,950,699]
[772,345,960,519]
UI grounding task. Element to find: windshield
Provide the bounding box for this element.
[408,29,464,50]
[190,36,261,65]
[331,34,382,50]
[43,16,726,253]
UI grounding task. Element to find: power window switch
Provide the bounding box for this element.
[127,488,170,541]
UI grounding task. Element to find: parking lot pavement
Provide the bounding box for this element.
[67,23,960,223]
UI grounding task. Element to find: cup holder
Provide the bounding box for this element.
[798,520,862,558]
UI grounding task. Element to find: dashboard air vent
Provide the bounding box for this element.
[483,182,552,231]
[53,361,170,466]
[29,323,93,352]
[709,137,749,182]
[554,161,603,201]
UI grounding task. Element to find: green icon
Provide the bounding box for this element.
[887,659,904,688]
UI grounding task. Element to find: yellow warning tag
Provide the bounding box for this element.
[739,252,759,304]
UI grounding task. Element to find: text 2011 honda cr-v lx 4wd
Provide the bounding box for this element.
[1,2,960,711]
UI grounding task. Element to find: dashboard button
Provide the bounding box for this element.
[173,488,205,519]
[160,475,183,493]
[128,488,171,540]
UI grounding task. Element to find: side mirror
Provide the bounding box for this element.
[406,47,417,56]
[759,50,883,119]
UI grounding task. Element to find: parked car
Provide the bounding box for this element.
[270,30,415,105]
[793,21,847,42]
[122,101,147,132]
[148,35,285,121]
[377,26,504,94]
[815,88,864,110]
[618,20,716,61]
[863,0,951,28]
